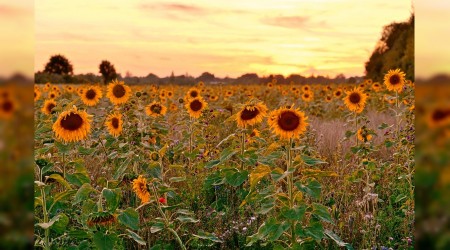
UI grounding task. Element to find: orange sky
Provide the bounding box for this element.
[33,0,413,78]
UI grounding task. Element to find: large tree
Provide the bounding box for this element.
[44,54,74,75]
[99,60,118,84]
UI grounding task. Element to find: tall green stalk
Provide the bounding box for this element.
[287,138,295,245]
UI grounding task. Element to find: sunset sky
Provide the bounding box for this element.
[33,1,415,78]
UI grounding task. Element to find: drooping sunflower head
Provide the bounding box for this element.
[132,175,150,204]
[105,113,123,137]
[87,211,116,228]
[186,87,201,100]
[236,101,268,128]
[81,86,103,106]
[384,69,406,92]
[41,99,57,115]
[145,101,167,117]
[185,97,208,118]
[343,88,367,113]
[268,106,308,140]
[106,80,132,105]
[301,91,313,102]
[52,106,91,142]
[357,126,373,142]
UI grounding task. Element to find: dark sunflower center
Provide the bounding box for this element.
[278,111,300,131]
[349,93,361,104]
[190,91,198,98]
[34,92,37,97]
[151,104,162,114]
[336,91,341,96]
[60,113,84,131]
[304,94,309,98]
[50,94,55,98]
[431,109,448,121]
[112,84,126,98]
[47,103,55,113]
[190,100,203,111]
[389,74,400,85]
[85,89,96,100]
[2,100,13,112]
[111,117,119,129]
[240,107,260,121]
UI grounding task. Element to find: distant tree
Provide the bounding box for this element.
[237,73,259,84]
[197,72,215,82]
[44,54,73,75]
[99,60,118,84]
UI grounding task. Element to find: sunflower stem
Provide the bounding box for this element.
[287,137,295,245]
[241,130,245,169]
[355,111,358,147]
[40,185,50,250]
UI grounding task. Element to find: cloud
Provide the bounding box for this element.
[262,15,310,29]
[139,2,206,14]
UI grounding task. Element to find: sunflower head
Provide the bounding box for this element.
[186,87,201,100]
[0,98,16,120]
[42,99,57,115]
[105,113,123,137]
[236,101,268,128]
[384,69,406,92]
[357,126,373,142]
[145,101,167,117]
[185,97,208,118]
[301,91,313,102]
[268,106,308,140]
[302,85,310,92]
[106,80,132,105]
[52,106,91,142]
[333,89,343,98]
[170,103,178,111]
[81,86,103,106]
[48,91,58,99]
[325,95,332,102]
[427,107,450,128]
[132,175,150,204]
[34,88,41,102]
[87,211,116,228]
[343,88,367,113]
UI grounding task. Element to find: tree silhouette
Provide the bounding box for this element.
[44,55,73,75]
[99,60,118,84]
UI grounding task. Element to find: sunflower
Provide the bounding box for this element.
[247,129,260,143]
[81,86,103,106]
[105,113,123,137]
[236,101,268,128]
[209,95,219,102]
[186,87,201,100]
[132,175,150,204]
[333,89,343,98]
[325,95,332,102]
[198,81,205,88]
[268,106,308,140]
[0,98,16,119]
[343,88,367,113]
[145,101,167,117]
[48,91,58,99]
[384,69,406,92]
[301,91,313,102]
[87,211,116,228]
[170,103,178,111]
[166,90,174,99]
[34,88,41,102]
[42,99,57,115]
[65,85,74,93]
[43,82,51,92]
[159,90,167,99]
[185,97,207,118]
[372,82,381,92]
[427,108,450,128]
[302,85,310,92]
[267,82,274,88]
[357,126,373,142]
[106,80,132,105]
[52,106,91,142]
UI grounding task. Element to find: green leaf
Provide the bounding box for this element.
[295,179,321,199]
[176,215,199,223]
[385,140,394,148]
[126,229,146,246]
[93,231,117,250]
[394,194,407,203]
[150,221,165,233]
[66,173,90,187]
[281,205,306,221]
[220,147,237,162]
[78,146,95,155]
[113,158,131,180]
[67,230,89,240]
[51,213,69,234]
[49,190,76,213]
[249,165,271,190]
[305,221,324,241]
[378,123,389,129]
[118,207,139,230]
[169,176,186,183]
[324,230,353,250]
[55,141,71,154]
[301,155,327,166]
[46,174,72,190]
[225,170,248,187]
[102,188,121,212]
[192,230,223,243]
[74,183,96,205]
[205,160,221,169]
[312,204,333,224]
[36,215,61,229]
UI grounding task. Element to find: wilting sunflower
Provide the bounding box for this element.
[236,101,268,128]
[301,91,313,102]
[52,106,91,142]
[41,99,57,115]
[87,211,116,228]
[268,106,308,140]
[34,88,41,102]
[343,88,367,113]
[106,80,132,105]
[333,89,343,98]
[105,113,123,137]
[81,86,103,106]
[132,175,150,204]
[186,87,201,100]
[384,69,406,92]
[357,126,373,142]
[247,129,260,143]
[0,98,16,119]
[145,101,167,117]
[185,97,207,118]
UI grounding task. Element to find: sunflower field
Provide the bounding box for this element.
[33,69,414,249]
